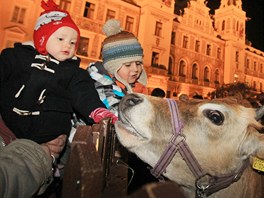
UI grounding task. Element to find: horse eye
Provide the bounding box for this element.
[203,109,224,125]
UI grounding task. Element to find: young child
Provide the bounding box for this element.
[88,19,148,116]
[88,19,158,194]
[0,0,116,144]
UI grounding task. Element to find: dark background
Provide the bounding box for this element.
[175,0,264,51]
[242,0,264,51]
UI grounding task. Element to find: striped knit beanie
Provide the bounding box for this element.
[102,19,147,93]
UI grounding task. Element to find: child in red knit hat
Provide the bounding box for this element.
[0,0,116,144]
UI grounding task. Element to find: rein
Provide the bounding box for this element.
[150,99,249,197]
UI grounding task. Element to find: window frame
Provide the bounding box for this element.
[105,9,116,21]
[11,6,26,24]
[76,36,89,57]
[125,16,134,32]
[155,21,162,37]
[83,2,95,19]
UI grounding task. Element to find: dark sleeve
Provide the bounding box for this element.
[88,62,123,116]
[0,48,15,82]
[70,68,105,124]
[0,139,53,197]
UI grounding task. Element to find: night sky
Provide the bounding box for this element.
[175,0,264,51]
[208,0,264,51]
[242,0,264,51]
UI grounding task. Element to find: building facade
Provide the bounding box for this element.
[1,0,264,98]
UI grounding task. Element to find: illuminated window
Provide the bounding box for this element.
[183,36,188,48]
[235,51,239,62]
[83,2,95,19]
[204,67,209,81]
[151,52,159,66]
[217,48,221,59]
[168,57,173,74]
[59,0,71,11]
[222,20,225,31]
[195,40,200,52]
[246,59,250,69]
[106,9,115,21]
[206,44,211,56]
[179,60,186,77]
[11,6,26,24]
[125,16,134,32]
[76,37,89,57]
[155,22,162,37]
[171,32,176,45]
[192,64,198,79]
[214,69,219,82]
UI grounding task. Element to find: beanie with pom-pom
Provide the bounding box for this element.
[33,0,80,55]
[101,19,147,92]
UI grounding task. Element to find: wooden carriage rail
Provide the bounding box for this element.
[61,118,128,198]
[61,118,186,198]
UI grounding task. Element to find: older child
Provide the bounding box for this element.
[88,19,147,116]
[0,0,116,144]
[88,19,158,194]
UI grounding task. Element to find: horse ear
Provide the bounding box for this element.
[224,94,252,108]
[179,94,189,102]
[233,92,243,101]
[256,106,264,121]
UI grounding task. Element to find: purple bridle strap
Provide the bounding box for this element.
[150,99,204,179]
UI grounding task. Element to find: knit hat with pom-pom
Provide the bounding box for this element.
[102,19,147,93]
[33,0,80,55]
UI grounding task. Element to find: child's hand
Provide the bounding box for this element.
[89,108,118,124]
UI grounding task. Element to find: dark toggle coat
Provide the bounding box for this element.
[0,43,104,143]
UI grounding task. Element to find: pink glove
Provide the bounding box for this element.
[89,108,118,124]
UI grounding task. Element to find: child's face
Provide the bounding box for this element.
[117,60,143,84]
[46,26,78,61]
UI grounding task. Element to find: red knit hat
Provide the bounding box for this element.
[33,0,80,55]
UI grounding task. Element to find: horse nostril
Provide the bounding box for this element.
[127,98,140,106]
[125,94,143,107]
[119,94,144,114]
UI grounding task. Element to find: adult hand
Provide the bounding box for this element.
[42,135,67,159]
[40,144,51,159]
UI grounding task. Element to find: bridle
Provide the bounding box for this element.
[150,98,249,197]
